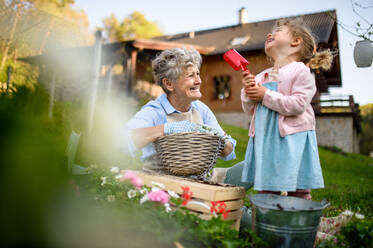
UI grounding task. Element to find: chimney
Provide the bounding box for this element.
[238,7,248,25]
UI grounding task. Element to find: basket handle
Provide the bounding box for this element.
[320,199,330,209]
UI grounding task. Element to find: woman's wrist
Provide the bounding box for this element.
[221,140,233,157]
[132,125,165,149]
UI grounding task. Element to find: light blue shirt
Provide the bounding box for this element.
[125,93,237,162]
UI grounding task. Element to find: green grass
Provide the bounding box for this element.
[217,123,373,218]
[215,123,251,168]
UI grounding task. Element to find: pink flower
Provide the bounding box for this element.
[147,190,169,204]
[121,170,137,181]
[120,170,143,189]
[131,177,143,189]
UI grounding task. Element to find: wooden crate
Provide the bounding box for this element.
[132,170,246,230]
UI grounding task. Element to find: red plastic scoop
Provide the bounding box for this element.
[223,49,250,73]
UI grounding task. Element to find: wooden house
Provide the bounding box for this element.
[21,9,360,153]
[150,9,341,126]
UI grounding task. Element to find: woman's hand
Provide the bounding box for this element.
[221,139,233,157]
[164,120,203,135]
[131,125,164,150]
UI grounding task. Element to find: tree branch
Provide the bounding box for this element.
[351,0,372,26]
[327,12,366,39]
[354,2,373,9]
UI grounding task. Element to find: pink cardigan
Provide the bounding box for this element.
[242,61,316,137]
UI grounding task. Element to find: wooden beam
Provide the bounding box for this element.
[133,171,246,201]
[133,39,215,55]
[129,50,138,95]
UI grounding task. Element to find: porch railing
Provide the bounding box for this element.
[312,95,359,114]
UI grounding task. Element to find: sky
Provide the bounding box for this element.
[73,0,373,105]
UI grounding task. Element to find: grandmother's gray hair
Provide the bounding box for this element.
[152,47,202,93]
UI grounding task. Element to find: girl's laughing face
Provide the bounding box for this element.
[265,25,294,56]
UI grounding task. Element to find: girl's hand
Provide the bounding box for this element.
[246,83,268,101]
[242,71,256,95]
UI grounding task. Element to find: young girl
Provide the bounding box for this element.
[240,18,334,200]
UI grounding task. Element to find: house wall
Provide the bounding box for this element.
[200,51,272,112]
[215,112,251,129]
[315,115,359,153]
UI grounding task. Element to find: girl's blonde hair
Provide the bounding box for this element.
[275,18,335,71]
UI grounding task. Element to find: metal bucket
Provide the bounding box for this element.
[249,194,330,248]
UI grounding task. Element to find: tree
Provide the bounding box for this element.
[0,0,23,70]
[360,104,373,155]
[25,0,91,53]
[101,11,163,42]
[0,0,92,88]
[330,0,372,41]
[0,0,91,59]
[101,13,121,42]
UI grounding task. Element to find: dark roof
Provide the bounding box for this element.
[19,39,214,65]
[153,10,337,55]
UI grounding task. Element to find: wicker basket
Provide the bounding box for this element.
[154,132,225,177]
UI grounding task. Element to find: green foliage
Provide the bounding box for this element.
[29,0,89,27]
[0,85,70,246]
[83,165,265,248]
[317,218,373,248]
[0,0,92,102]
[102,11,163,42]
[0,60,39,89]
[340,219,373,248]
[0,0,91,58]
[189,217,266,248]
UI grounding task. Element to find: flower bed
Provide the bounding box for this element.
[79,165,266,248]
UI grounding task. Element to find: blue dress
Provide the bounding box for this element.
[241,82,324,191]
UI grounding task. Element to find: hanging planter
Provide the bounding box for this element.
[353,39,373,68]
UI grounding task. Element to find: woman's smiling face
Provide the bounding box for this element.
[173,65,202,102]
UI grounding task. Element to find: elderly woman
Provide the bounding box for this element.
[125,48,237,172]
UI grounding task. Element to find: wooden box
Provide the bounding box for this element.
[133,171,246,230]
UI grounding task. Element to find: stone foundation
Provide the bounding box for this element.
[216,112,360,153]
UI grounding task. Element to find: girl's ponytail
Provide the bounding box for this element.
[274,18,336,71]
[308,49,335,71]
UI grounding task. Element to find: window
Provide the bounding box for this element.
[230,35,250,46]
[213,75,231,100]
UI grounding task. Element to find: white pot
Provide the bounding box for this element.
[353,39,373,68]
